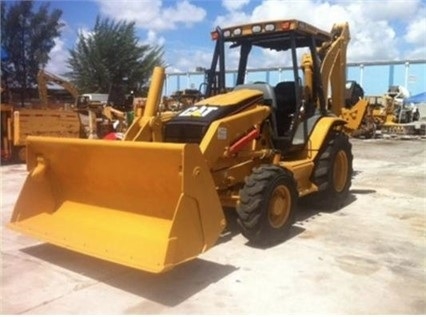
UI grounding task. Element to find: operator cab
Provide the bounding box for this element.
[205,20,333,152]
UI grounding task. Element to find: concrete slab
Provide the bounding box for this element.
[1,138,425,314]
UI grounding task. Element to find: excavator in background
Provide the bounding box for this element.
[38,69,143,137]
[1,73,81,163]
[37,70,124,139]
[10,19,362,273]
[37,70,119,138]
[37,69,79,108]
[1,70,126,162]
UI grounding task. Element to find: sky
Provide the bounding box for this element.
[23,0,425,76]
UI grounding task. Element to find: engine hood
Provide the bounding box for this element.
[164,89,264,144]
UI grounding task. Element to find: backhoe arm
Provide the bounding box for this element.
[318,22,350,116]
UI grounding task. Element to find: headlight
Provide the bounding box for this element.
[252,25,261,33]
[264,23,275,31]
[233,28,242,36]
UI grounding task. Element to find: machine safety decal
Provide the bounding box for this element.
[217,127,227,140]
[179,106,218,117]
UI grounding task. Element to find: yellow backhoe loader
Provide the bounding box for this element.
[10,20,359,273]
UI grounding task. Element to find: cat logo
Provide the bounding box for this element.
[179,106,218,117]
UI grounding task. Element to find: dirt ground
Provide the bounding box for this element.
[1,138,425,314]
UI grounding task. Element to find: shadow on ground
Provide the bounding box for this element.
[217,186,376,250]
[21,243,237,307]
[19,187,376,306]
[250,185,376,249]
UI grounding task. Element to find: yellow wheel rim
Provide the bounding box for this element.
[333,150,348,192]
[268,185,291,228]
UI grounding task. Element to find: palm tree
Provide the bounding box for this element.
[67,16,165,108]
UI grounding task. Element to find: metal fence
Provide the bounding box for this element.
[164,59,426,97]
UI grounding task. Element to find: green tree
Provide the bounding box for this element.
[1,0,63,106]
[67,16,165,109]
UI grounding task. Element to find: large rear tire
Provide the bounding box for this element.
[237,165,297,244]
[313,132,353,210]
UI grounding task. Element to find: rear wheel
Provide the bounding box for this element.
[313,132,353,210]
[237,165,297,244]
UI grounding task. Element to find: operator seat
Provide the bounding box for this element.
[233,83,277,109]
[233,83,279,136]
[274,81,297,136]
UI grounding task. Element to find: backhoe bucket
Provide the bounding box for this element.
[9,136,226,273]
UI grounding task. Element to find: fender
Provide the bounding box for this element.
[306,116,347,161]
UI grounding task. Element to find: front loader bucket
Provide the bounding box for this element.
[9,136,226,273]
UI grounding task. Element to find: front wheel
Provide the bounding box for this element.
[237,165,297,244]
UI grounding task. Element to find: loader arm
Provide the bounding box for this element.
[123,67,165,142]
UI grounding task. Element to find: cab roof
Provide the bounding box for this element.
[211,19,332,51]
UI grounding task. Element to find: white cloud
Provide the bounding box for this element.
[96,0,206,31]
[45,0,426,82]
[406,46,426,60]
[45,37,71,76]
[213,11,251,29]
[405,15,426,45]
[354,0,420,22]
[167,49,212,72]
[162,0,207,28]
[210,0,426,66]
[348,18,399,62]
[222,0,250,11]
[212,0,353,41]
[145,30,166,47]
